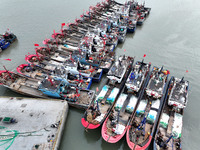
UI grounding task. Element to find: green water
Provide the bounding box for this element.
[0,0,200,149]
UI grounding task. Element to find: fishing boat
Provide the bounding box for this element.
[25,53,102,83]
[37,75,95,109]
[2,31,17,43]
[0,69,48,98]
[136,3,151,26]
[77,61,103,82]
[107,55,131,83]
[16,64,92,90]
[125,60,151,93]
[101,60,151,143]
[0,38,10,51]
[127,10,138,33]
[81,55,134,129]
[75,50,115,72]
[117,25,127,43]
[99,51,115,73]
[137,13,145,26]
[25,52,71,69]
[153,77,189,150]
[126,66,169,150]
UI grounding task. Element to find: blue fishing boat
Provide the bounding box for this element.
[0,38,10,50]
[38,76,95,109]
[127,22,136,33]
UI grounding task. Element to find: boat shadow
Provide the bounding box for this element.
[83,126,102,143]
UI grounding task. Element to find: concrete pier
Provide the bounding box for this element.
[0,97,68,150]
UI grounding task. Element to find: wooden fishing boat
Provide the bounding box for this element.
[16,64,92,90]
[101,60,151,143]
[0,70,48,98]
[25,54,66,69]
[153,77,189,150]
[0,69,94,109]
[81,56,134,129]
[25,53,102,83]
[126,66,169,150]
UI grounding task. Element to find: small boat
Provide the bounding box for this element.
[0,38,10,51]
[1,30,17,44]
[126,66,169,150]
[101,60,151,143]
[153,77,189,150]
[81,56,134,130]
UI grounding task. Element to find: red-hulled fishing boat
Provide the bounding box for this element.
[126,66,169,150]
[81,55,134,130]
[101,60,151,143]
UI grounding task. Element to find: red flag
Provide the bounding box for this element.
[143,54,146,57]
[96,87,99,92]
[167,70,170,74]
[34,44,39,46]
[4,58,11,61]
[186,70,188,73]
[61,23,65,26]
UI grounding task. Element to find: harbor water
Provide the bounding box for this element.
[0,0,200,149]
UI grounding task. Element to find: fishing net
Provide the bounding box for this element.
[0,126,19,150]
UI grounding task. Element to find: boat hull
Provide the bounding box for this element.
[81,118,100,129]
[127,27,136,33]
[126,126,152,150]
[101,117,129,143]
